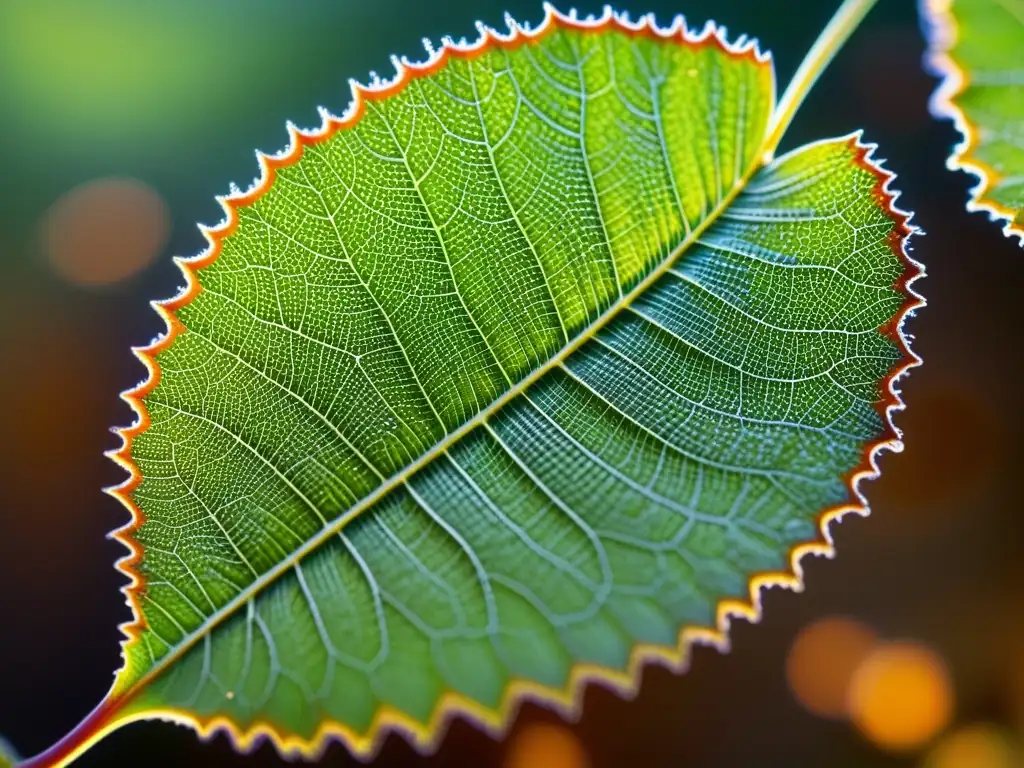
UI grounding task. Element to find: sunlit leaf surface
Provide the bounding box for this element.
[924,0,1024,244]
[34,7,920,764]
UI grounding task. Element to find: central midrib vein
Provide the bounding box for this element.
[112,119,779,711]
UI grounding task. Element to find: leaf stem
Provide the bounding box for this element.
[763,0,881,160]
[15,697,125,768]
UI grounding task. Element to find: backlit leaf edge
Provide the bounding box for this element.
[922,0,1024,245]
[95,5,925,761]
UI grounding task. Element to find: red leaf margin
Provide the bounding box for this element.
[20,5,924,766]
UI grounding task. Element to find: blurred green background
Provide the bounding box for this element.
[1,0,1023,766]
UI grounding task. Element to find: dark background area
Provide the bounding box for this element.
[1,0,1021,765]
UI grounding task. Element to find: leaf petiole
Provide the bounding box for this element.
[763,0,882,160]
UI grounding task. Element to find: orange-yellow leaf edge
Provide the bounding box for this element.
[23,6,923,766]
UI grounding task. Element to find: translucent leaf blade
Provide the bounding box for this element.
[27,7,922,766]
[121,134,918,758]
[114,10,777,691]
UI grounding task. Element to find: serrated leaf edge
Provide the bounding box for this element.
[106,135,924,765]
[103,0,770,694]
[921,0,1024,246]
[22,7,924,767]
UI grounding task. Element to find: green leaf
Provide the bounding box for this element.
[924,0,1024,244]
[22,4,921,765]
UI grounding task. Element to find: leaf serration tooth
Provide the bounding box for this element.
[20,6,923,766]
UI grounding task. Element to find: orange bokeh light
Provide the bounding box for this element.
[504,723,589,768]
[786,616,878,719]
[848,641,953,752]
[923,723,1018,768]
[41,176,169,286]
